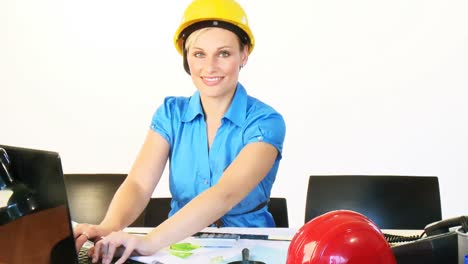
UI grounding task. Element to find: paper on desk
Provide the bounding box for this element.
[131,245,240,264]
[125,230,243,263]
[131,236,291,264]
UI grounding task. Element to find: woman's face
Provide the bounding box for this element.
[186,27,248,100]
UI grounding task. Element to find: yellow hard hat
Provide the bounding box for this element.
[174,0,255,55]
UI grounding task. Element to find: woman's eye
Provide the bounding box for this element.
[219,51,230,57]
[193,52,204,58]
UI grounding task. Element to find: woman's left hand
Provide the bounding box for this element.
[90,231,154,264]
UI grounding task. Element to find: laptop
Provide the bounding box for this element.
[0,144,144,264]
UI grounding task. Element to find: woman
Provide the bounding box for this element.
[74,0,286,263]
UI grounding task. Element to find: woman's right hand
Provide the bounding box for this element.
[73,223,114,252]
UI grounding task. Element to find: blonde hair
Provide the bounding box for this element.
[185,28,211,51]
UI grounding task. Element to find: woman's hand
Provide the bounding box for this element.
[91,231,155,264]
[73,223,114,253]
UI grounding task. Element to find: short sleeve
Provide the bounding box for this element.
[150,97,175,145]
[244,113,286,160]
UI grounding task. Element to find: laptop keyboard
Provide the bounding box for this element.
[78,247,143,264]
[77,247,92,264]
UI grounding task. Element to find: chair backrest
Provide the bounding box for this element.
[268,197,289,228]
[63,173,144,227]
[143,197,172,227]
[305,175,442,229]
[143,197,290,228]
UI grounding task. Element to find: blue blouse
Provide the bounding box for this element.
[150,83,286,227]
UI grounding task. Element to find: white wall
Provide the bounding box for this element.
[1,0,467,229]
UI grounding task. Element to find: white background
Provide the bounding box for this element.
[1,0,467,229]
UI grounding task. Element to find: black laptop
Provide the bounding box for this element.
[0,144,143,264]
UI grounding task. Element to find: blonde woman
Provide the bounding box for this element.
[74,1,286,263]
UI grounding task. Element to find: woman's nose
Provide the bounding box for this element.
[203,56,219,72]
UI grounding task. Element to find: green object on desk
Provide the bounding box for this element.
[170,242,200,251]
[169,242,201,259]
[170,251,193,259]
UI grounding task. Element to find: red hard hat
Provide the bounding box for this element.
[287,210,397,264]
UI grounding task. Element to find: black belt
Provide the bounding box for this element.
[213,200,269,228]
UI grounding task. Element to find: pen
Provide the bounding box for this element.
[203,245,233,248]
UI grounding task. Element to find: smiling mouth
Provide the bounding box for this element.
[201,76,224,86]
[202,76,222,81]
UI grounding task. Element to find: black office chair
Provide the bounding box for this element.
[63,173,145,227]
[143,197,290,228]
[143,197,172,227]
[304,175,442,229]
[268,197,289,228]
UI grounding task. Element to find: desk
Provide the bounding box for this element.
[124,227,296,264]
[122,227,425,264]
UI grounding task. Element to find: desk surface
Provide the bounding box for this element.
[124,227,294,264]
[123,227,423,264]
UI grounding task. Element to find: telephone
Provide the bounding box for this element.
[383,215,468,243]
[0,147,38,225]
[389,216,468,264]
[424,215,468,236]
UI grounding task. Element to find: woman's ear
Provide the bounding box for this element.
[240,46,249,68]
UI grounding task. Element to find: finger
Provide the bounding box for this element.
[82,231,91,241]
[87,246,95,257]
[94,235,104,243]
[75,234,88,252]
[73,224,85,239]
[103,241,118,264]
[74,226,91,240]
[92,240,104,263]
[74,226,95,253]
[115,244,135,264]
[83,226,99,241]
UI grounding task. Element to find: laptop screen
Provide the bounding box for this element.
[0,145,78,264]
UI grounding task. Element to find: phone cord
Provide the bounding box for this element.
[383,232,424,243]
